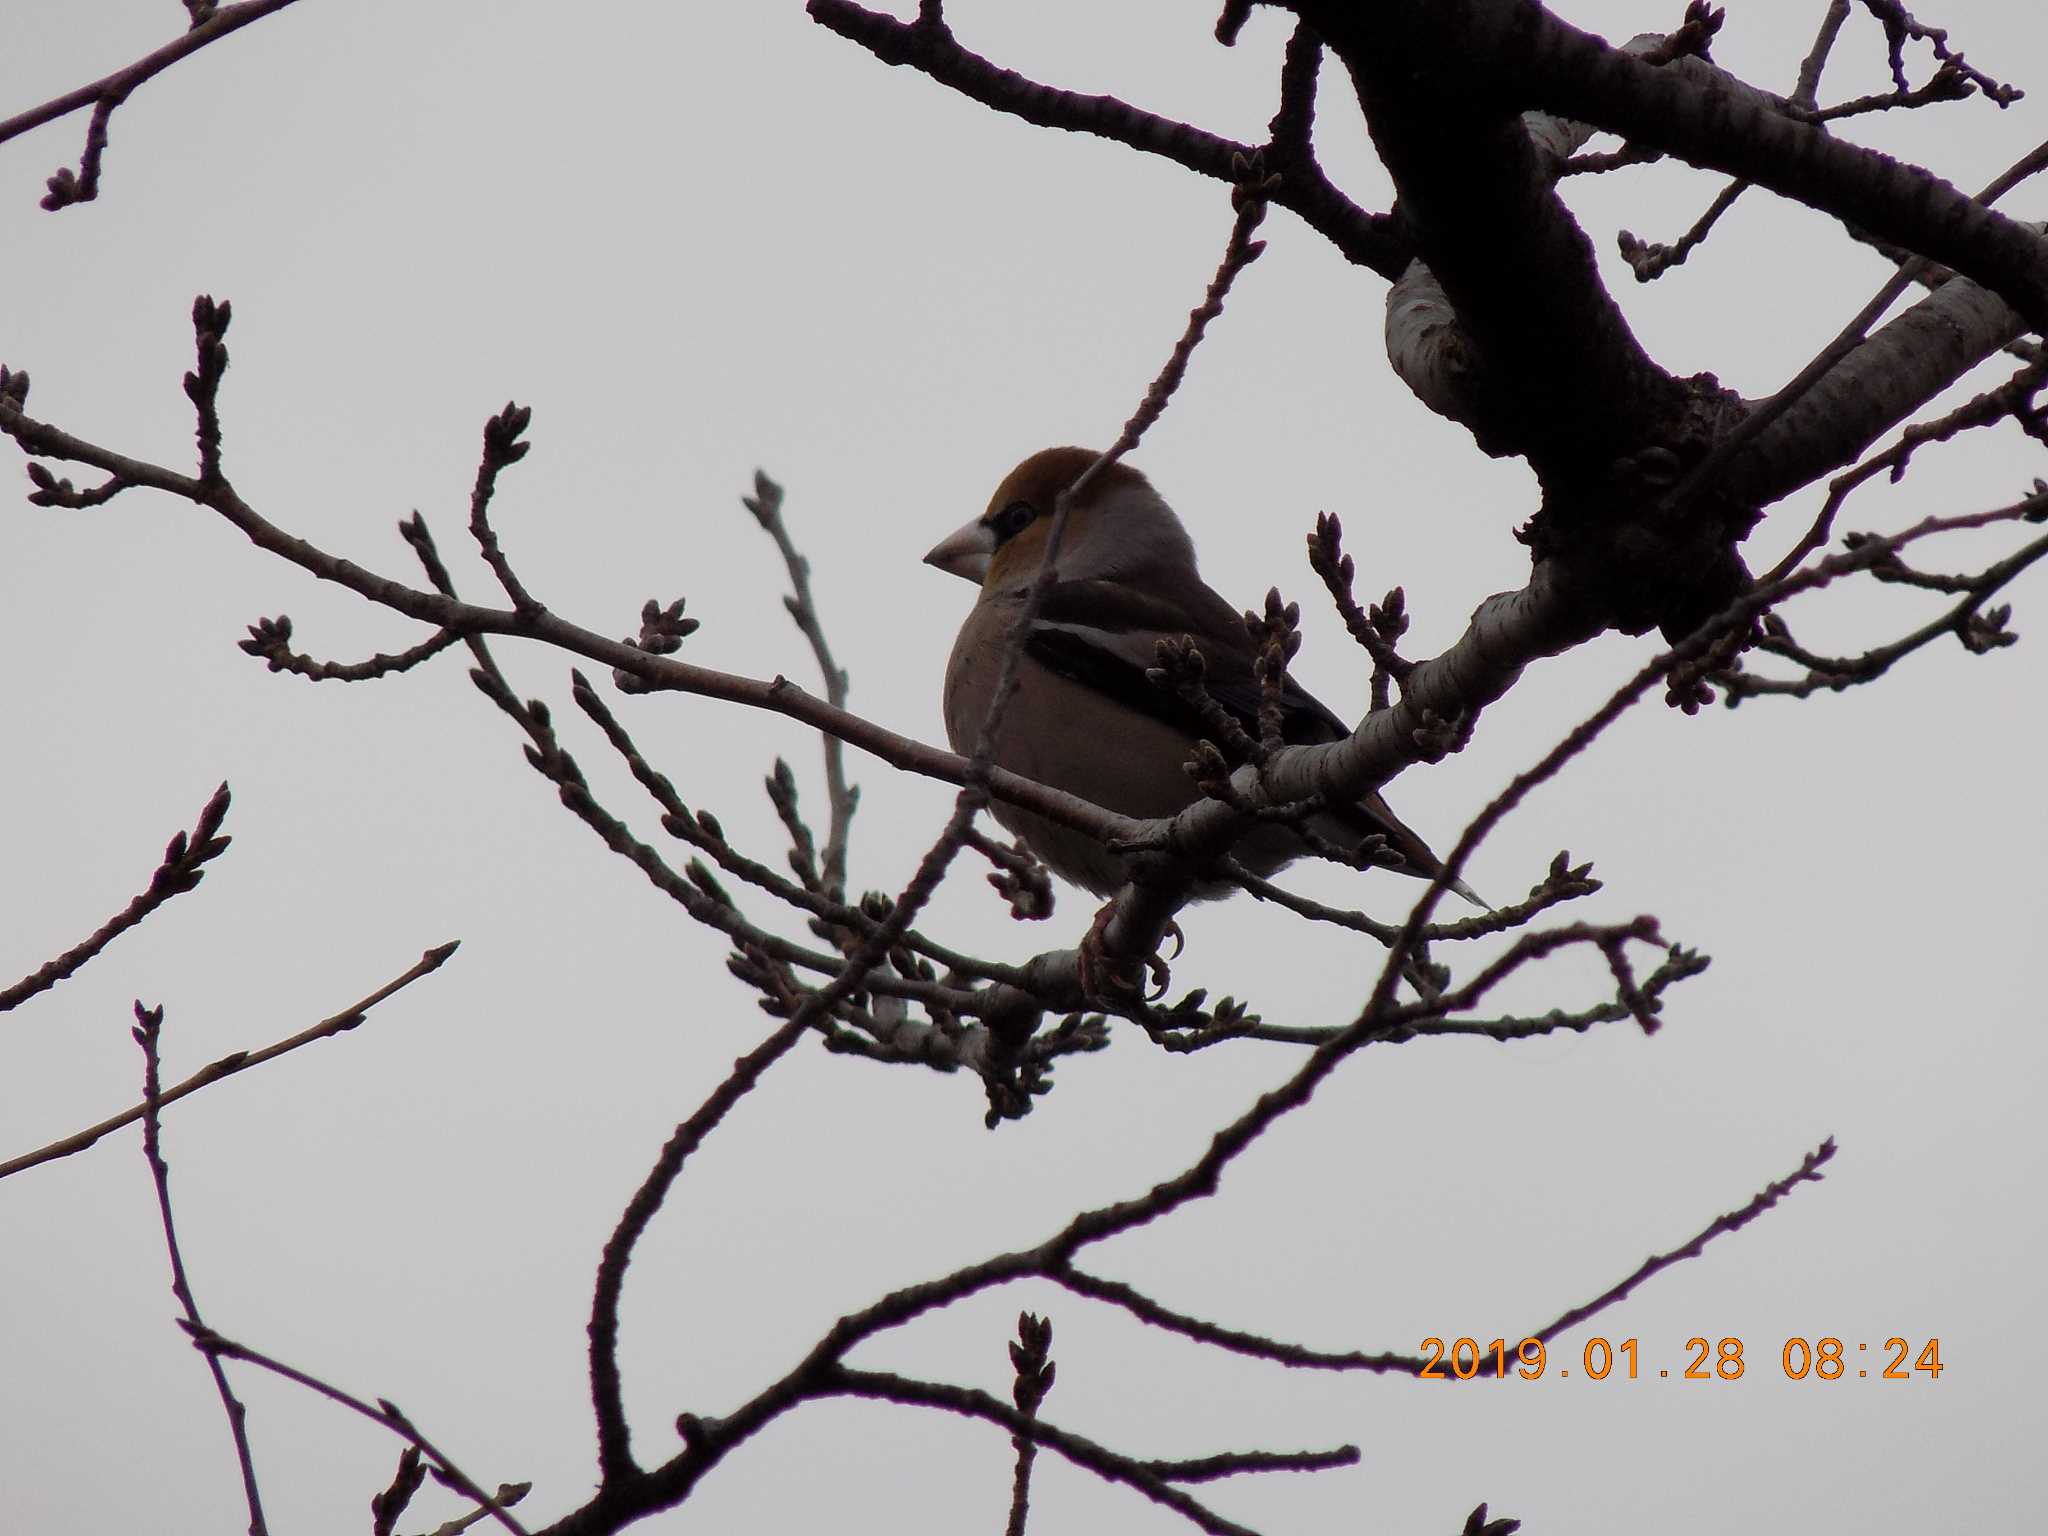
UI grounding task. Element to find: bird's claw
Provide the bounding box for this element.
[1078,909,1177,1004]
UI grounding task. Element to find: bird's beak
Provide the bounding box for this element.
[923,517,994,584]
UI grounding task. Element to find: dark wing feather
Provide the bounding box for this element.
[1031,578,1352,751]
[1029,576,1452,883]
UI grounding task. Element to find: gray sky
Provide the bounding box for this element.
[3,2,2043,1532]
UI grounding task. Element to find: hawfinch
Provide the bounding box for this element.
[926,447,1475,905]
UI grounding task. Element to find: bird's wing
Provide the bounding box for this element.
[1031,578,1350,748]
[1029,577,1470,895]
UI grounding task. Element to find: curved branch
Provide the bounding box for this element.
[1304,1,1688,475]
[805,0,1413,277]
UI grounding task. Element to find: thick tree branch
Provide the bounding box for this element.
[1305,3,1689,480]
[1731,233,2043,512]
[1460,0,2048,329]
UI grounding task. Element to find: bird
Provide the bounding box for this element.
[924,446,1480,910]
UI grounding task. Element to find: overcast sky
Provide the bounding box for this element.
[3,2,2044,1532]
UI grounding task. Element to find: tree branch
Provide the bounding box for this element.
[0,943,457,1182]
[805,0,1413,277]
[0,0,305,210]
[2,782,232,1015]
[133,1002,269,1536]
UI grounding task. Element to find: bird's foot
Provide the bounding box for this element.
[1077,909,1178,1004]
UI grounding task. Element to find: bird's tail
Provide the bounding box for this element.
[1331,793,1488,910]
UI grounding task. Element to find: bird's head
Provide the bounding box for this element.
[923,446,1196,592]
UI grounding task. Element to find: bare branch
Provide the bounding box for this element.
[468,404,540,613]
[1141,1447,1361,1483]
[1057,1267,1427,1374]
[2,782,231,1015]
[0,376,1139,865]
[0,0,304,210]
[1793,0,1854,110]
[0,943,457,1182]
[1762,360,2048,583]
[822,1366,1296,1536]
[1225,849,1601,947]
[1618,177,1747,281]
[1521,1139,1838,1347]
[805,0,1410,277]
[1005,1313,1055,1536]
[133,1002,269,1536]
[571,678,1020,988]
[1477,6,2048,328]
[588,1014,813,1482]
[1852,0,2022,105]
[187,1326,530,1536]
[743,471,859,897]
[1726,515,2048,702]
[238,613,463,682]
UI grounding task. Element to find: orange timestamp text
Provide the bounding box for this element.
[1419,1335,1944,1382]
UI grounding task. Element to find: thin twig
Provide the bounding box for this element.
[1793,0,1854,109]
[238,614,463,682]
[1227,849,1600,947]
[1028,171,1277,987]
[824,1366,1279,1536]
[1142,1447,1361,1482]
[1005,1313,1054,1536]
[1521,1140,1838,1347]
[2,782,231,1014]
[1761,359,2048,583]
[1729,519,2048,700]
[468,404,539,613]
[1058,1268,1427,1374]
[1816,61,1979,122]
[587,1014,812,1482]
[1853,0,2022,105]
[133,1002,269,1536]
[486,669,1006,1040]
[571,676,1020,984]
[586,550,1087,1469]
[186,1326,530,1536]
[743,470,858,897]
[0,943,457,1181]
[1618,177,1747,281]
[0,0,303,209]
[805,0,1409,277]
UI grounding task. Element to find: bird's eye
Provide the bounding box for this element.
[989,499,1039,544]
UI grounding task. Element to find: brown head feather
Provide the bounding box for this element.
[980,448,1159,590]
